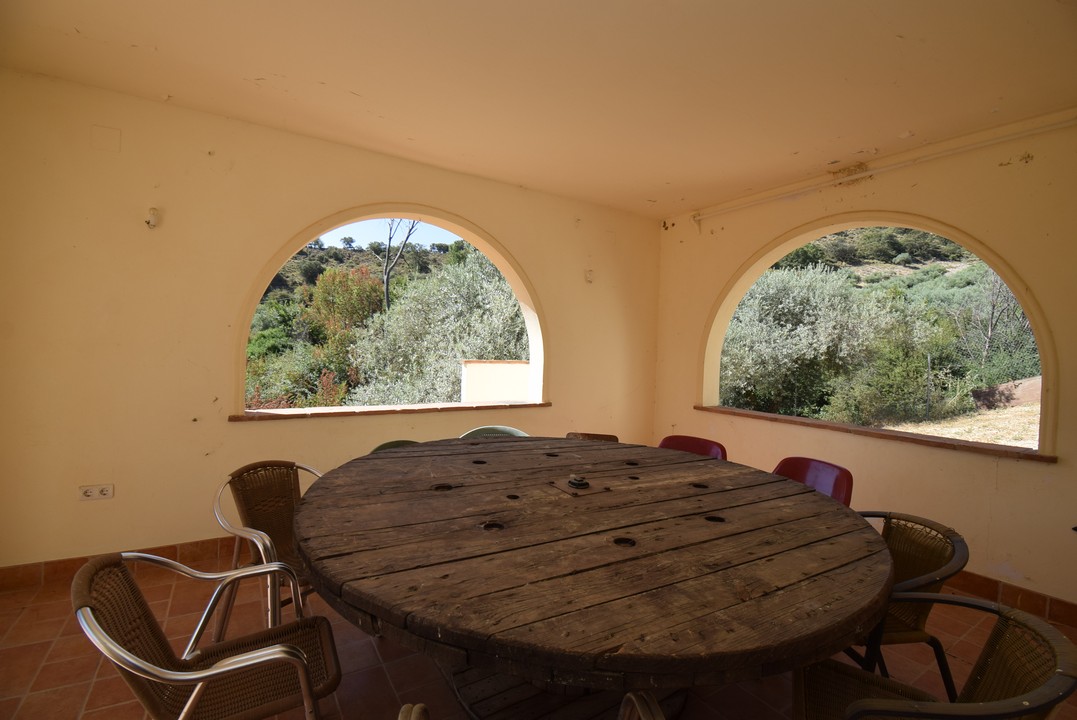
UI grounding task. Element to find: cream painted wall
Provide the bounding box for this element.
[653,120,1077,602]
[0,70,659,566]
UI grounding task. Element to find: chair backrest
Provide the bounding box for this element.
[226,460,307,566]
[71,554,187,718]
[772,456,853,506]
[566,432,619,442]
[460,425,529,438]
[958,600,1077,713]
[864,511,970,633]
[891,593,1077,718]
[658,435,727,460]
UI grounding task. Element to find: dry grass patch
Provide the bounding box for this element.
[885,403,1039,448]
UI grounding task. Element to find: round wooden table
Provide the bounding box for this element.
[295,437,892,699]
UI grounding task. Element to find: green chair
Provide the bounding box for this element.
[460,425,528,438]
[371,439,420,452]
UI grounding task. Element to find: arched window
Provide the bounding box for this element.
[708,224,1045,451]
[243,210,544,412]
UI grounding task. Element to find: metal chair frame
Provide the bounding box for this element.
[73,552,339,720]
[213,460,322,637]
[618,690,666,720]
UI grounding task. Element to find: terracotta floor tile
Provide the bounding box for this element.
[334,666,401,720]
[6,570,1073,720]
[31,655,100,692]
[83,676,137,711]
[80,700,145,720]
[0,641,51,698]
[384,652,446,695]
[1,614,66,648]
[0,697,22,720]
[13,682,90,720]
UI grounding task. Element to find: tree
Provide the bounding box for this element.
[375,219,420,311]
[340,236,355,251]
[303,266,383,382]
[719,265,887,417]
[944,265,1039,386]
[347,250,528,405]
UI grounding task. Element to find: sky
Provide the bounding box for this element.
[317,219,463,249]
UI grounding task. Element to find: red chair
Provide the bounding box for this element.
[772,456,853,506]
[658,435,727,460]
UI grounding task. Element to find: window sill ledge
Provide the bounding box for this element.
[229,401,551,422]
[694,405,1057,464]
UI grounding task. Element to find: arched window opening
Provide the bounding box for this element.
[717,226,1041,449]
[245,217,534,410]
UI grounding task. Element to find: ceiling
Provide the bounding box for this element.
[3,1,1076,220]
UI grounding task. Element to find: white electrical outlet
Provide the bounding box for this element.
[79,484,115,500]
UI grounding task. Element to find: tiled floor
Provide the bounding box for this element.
[2,556,1075,720]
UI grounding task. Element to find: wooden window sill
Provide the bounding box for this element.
[230,401,551,422]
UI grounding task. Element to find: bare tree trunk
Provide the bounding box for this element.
[380,219,421,310]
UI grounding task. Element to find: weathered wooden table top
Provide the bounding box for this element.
[295,437,893,690]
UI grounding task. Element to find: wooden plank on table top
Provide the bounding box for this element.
[298,478,795,552]
[303,448,736,506]
[484,538,887,675]
[296,464,808,554]
[350,508,871,635]
[643,554,890,661]
[302,456,785,517]
[419,530,887,670]
[300,481,828,594]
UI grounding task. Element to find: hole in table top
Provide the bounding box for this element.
[545,453,559,457]
[627,475,639,480]
[431,483,455,491]
[613,537,637,547]
[506,494,520,500]
[705,515,726,523]
[472,459,487,465]
[624,460,640,466]
[482,521,505,531]
[691,482,710,489]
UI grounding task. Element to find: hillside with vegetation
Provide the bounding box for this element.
[719,227,1040,439]
[246,223,528,408]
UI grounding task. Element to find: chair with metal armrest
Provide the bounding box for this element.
[72,552,341,720]
[213,460,323,639]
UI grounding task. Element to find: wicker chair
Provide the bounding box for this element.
[795,593,1077,720]
[459,425,529,438]
[213,460,323,639]
[398,704,430,720]
[72,552,341,720]
[618,691,667,720]
[772,456,853,506]
[853,511,970,701]
[658,434,727,460]
[566,431,620,442]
